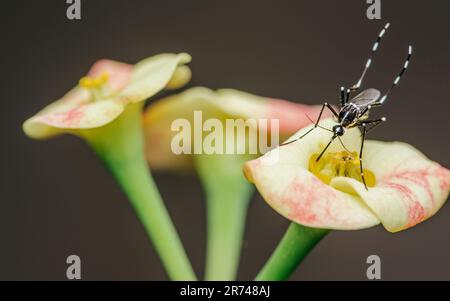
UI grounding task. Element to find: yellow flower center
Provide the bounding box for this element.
[308,151,376,187]
[79,72,110,100]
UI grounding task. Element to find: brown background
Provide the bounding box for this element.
[1,0,449,280]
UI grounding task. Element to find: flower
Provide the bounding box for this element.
[143,87,330,171]
[22,53,197,280]
[244,118,450,232]
[23,53,191,139]
[143,87,331,280]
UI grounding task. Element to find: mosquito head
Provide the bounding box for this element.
[332,124,345,137]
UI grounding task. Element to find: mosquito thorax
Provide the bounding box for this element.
[339,104,359,127]
[332,124,345,136]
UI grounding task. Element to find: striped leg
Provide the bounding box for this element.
[359,125,368,190]
[350,23,391,93]
[375,46,413,106]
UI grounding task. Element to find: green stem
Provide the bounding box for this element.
[195,154,254,280]
[256,222,329,281]
[82,103,196,280]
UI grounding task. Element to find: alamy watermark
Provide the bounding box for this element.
[66,255,81,280]
[170,111,280,160]
[366,0,381,20]
[366,255,381,279]
[66,0,81,20]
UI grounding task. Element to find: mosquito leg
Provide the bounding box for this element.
[279,127,315,146]
[341,87,353,105]
[375,46,413,106]
[359,126,368,190]
[358,117,387,134]
[340,86,347,107]
[316,135,337,162]
[356,117,386,190]
[280,102,337,146]
[324,102,339,119]
[305,113,333,132]
[350,23,390,93]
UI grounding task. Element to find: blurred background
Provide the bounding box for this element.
[1,0,449,280]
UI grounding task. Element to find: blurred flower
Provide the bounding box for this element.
[143,87,331,280]
[23,53,191,139]
[22,53,197,280]
[144,87,328,171]
[244,118,450,232]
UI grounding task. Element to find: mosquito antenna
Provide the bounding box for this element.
[337,136,352,153]
[305,113,332,132]
[378,45,413,104]
[304,112,314,124]
[351,23,390,91]
[279,138,299,147]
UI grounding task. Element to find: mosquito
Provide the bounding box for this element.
[282,23,413,190]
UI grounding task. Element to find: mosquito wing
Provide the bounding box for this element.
[349,88,381,108]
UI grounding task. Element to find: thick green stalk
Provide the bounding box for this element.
[256,222,328,281]
[82,103,196,280]
[195,154,254,280]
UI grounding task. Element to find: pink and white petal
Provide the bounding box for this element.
[56,87,92,106]
[32,87,91,118]
[244,119,379,230]
[330,140,450,232]
[244,155,379,230]
[215,89,334,137]
[23,100,124,139]
[119,53,192,103]
[88,59,132,92]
